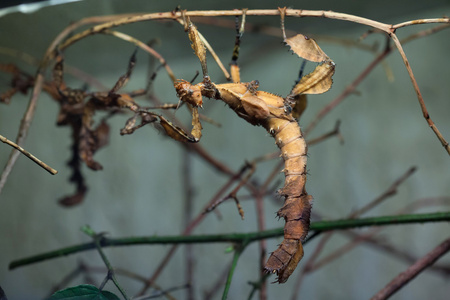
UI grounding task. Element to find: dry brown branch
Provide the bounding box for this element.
[371,236,450,300]
[0,134,57,175]
[338,230,450,276]
[390,32,450,154]
[203,162,254,219]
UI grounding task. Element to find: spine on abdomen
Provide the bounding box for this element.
[263,117,313,283]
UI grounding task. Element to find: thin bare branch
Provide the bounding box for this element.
[0,134,57,175]
[390,32,450,155]
[371,236,450,300]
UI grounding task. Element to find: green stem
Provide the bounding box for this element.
[9,212,450,270]
[81,225,130,300]
[222,241,248,300]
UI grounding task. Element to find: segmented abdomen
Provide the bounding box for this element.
[263,116,312,283]
[209,84,312,283]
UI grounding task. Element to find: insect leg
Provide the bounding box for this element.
[110,47,138,94]
[294,59,307,86]
[230,9,247,83]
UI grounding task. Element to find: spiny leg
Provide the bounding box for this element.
[110,47,138,94]
[52,50,86,104]
[230,9,247,83]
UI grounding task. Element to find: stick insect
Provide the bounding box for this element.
[48,9,335,281]
[173,11,335,283]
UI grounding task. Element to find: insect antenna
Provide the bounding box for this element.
[189,70,200,84]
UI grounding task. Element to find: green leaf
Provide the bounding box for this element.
[48,284,120,300]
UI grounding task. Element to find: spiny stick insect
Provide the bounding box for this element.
[173,10,335,283]
[51,48,192,205]
[51,8,335,282]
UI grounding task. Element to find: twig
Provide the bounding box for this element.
[305,23,450,152]
[182,149,195,300]
[291,167,416,297]
[203,261,233,300]
[305,37,391,136]
[222,242,248,300]
[47,262,85,297]
[0,134,57,175]
[81,225,130,300]
[390,32,450,154]
[305,120,342,145]
[371,236,450,300]
[132,284,189,300]
[9,211,450,270]
[99,30,176,82]
[246,273,270,300]
[203,162,255,218]
[136,163,252,295]
[66,262,177,300]
[349,166,416,218]
[338,230,450,276]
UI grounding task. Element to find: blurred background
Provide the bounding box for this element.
[1,0,449,299]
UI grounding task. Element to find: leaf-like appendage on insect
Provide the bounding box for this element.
[285,34,329,62]
[79,120,110,171]
[188,22,207,75]
[291,94,307,119]
[291,62,335,96]
[241,95,270,120]
[159,116,198,143]
[191,107,202,141]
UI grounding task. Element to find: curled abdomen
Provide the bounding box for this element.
[263,117,312,283]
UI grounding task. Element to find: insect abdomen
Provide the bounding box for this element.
[263,117,312,283]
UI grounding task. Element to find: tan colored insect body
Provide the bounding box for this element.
[176,17,334,283]
[175,77,313,283]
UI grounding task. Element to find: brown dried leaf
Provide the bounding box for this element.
[291,62,335,96]
[191,107,202,141]
[285,34,329,62]
[159,116,198,143]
